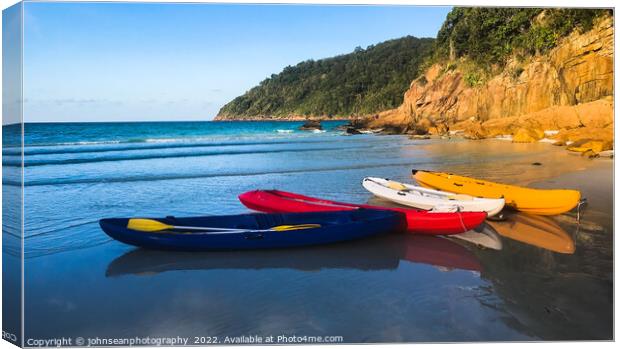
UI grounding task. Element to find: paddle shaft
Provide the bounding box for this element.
[157,224,320,234]
[160,226,315,235]
[171,225,264,232]
[171,224,320,232]
[126,218,320,234]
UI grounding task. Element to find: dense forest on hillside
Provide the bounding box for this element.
[217,36,434,118]
[434,8,612,66]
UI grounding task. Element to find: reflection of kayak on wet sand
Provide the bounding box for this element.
[106,234,482,277]
[487,212,575,254]
[403,235,482,272]
[447,223,503,250]
[106,236,403,277]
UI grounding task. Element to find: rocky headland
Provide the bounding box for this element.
[358,17,613,157]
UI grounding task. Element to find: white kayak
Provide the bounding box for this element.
[447,223,503,250]
[362,177,505,217]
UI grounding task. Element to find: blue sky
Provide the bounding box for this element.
[22,2,451,122]
[3,2,22,125]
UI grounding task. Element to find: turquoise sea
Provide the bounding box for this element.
[2,121,613,342]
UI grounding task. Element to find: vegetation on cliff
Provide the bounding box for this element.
[217,36,434,119]
[433,8,612,70]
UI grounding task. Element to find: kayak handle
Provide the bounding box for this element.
[577,198,588,222]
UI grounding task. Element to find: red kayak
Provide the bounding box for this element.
[238,190,486,235]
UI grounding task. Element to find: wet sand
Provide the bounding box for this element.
[17,131,614,342]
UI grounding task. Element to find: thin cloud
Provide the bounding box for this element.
[25,98,121,106]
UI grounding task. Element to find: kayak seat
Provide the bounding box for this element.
[447,194,474,201]
[387,181,409,191]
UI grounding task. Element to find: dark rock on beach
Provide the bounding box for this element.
[380,125,407,135]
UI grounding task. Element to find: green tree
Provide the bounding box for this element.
[218,36,435,118]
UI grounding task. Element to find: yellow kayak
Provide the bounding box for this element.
[412,170,581,215]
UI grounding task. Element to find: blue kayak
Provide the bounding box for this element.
[99,209,406,251]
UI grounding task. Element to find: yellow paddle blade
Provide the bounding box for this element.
[272,224,321,232]
[127,219,174,232]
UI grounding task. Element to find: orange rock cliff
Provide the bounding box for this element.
[366,17,613,155]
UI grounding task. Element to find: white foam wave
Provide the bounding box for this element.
[56,140,122,146]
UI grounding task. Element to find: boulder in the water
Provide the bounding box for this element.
[299,120,322,131]
[346,127,362,135]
